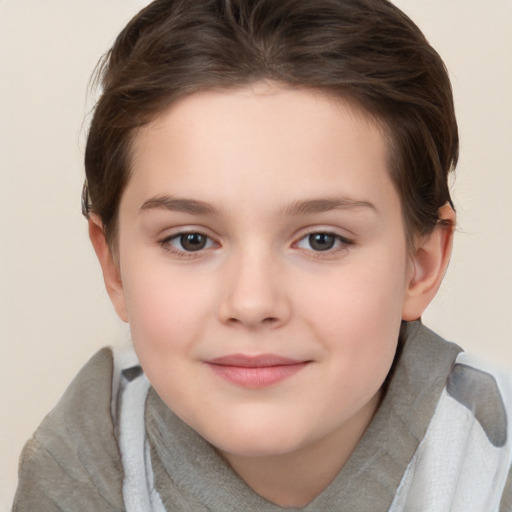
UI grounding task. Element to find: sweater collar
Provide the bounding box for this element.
[145,322,462,511]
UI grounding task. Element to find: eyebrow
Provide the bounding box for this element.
[140,196,216,215]
[281,197,376,216]
[139,195,376,216]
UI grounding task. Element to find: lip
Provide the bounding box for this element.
[204,354,310,388]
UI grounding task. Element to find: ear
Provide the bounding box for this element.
[88,216,128,322]
[402,203,456,321]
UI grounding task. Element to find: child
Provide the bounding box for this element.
[13,0,512,510]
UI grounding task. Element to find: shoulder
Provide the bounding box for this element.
[13,348,125,512]
[445,352,512,448]
[445,356,512,510]
[391,336,512,510]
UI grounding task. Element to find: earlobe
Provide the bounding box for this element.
[88,216,129,322]
[402,203,456,321]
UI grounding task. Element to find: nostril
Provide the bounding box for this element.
[225,316,279,327]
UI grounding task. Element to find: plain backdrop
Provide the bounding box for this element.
[1,1,511,509]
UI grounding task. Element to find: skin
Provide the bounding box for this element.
[90,83,455,507]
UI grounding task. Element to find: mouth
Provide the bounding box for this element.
[204,354,311,388]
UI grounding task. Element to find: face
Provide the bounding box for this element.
[111,84,415,459]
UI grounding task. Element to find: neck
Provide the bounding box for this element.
[219,392,380,508]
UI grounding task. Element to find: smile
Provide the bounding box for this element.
[204,354,311,388]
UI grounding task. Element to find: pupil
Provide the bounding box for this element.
[309,233,335,251]
[181,233,207,251]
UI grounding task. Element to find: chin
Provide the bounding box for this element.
[216,441,299,459]
[204,423,312,459]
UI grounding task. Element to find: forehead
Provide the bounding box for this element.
[125,83,398,219]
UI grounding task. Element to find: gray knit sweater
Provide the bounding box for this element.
[13,323,512,511]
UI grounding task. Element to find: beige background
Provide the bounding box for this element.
[1,0,511,509]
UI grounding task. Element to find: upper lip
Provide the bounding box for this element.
[206,354,308,367]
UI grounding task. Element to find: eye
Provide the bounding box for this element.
[162,232,216,253]
[296,232,352,252]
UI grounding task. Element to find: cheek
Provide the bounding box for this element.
[301,254,407,330]
[299,252,407,382]
[120,261,214,356]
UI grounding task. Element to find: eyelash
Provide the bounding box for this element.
[157,230,354,259]
[158,232,218,259]
[294,231,354,257]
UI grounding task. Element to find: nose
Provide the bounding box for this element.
[217,249,292,329]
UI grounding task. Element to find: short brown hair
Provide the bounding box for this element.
[83,0,458,248]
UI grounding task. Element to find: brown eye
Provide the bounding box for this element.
[179,233,208,251]
[295,231,353,254]
[159,231,216,256]
[308,233,336,251]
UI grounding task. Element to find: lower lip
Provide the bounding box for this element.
[206,362,309,388]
